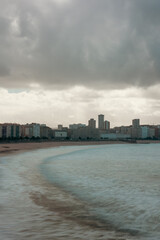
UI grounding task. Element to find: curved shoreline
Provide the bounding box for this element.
[1,139,160,157]
[0,140,128,157]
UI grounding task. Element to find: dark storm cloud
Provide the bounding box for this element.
[0,0,160,89]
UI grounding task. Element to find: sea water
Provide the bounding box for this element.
[40,144,160,239]
[0,144,160,239]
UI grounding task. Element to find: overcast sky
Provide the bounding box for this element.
[0,0,160,127]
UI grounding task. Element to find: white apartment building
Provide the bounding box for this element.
[32,123,40,138]
[141,126,149,139]
[54,131,67,138]
[101,133,131,140]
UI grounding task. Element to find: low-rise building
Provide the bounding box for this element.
[40,125,53,139]
[58,125,63,130]
[69,123,86,130]
[53,130,68,139]
[148,128,155,139]
[154,127,160,139]
[100,133,131,140]
[88,118,96,129]
[131,127,142,139]
[71,127,99,140]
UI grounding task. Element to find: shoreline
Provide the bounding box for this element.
[0,140,160,157]
[0,140,128,157]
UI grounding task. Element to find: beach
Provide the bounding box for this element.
[1,139,160,157]
[0,140,128,157]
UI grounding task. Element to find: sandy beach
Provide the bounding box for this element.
[1,139,160,157]
[0,140,128,157]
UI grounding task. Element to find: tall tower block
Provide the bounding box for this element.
[98,114,104,129]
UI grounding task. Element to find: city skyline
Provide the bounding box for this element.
[1,116,160,140]
[1,1,160,126]
[0,115,159,129]
[0,116,159,129]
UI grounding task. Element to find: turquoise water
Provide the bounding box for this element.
[40,144,160,239]
[0,144,160,239]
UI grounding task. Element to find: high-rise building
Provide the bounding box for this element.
[104,120,110,130]
[132,119,140,128]
[58,124,63,130]
[98,114,104,129]
[88,118,96,128]
[131,119,141,138]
